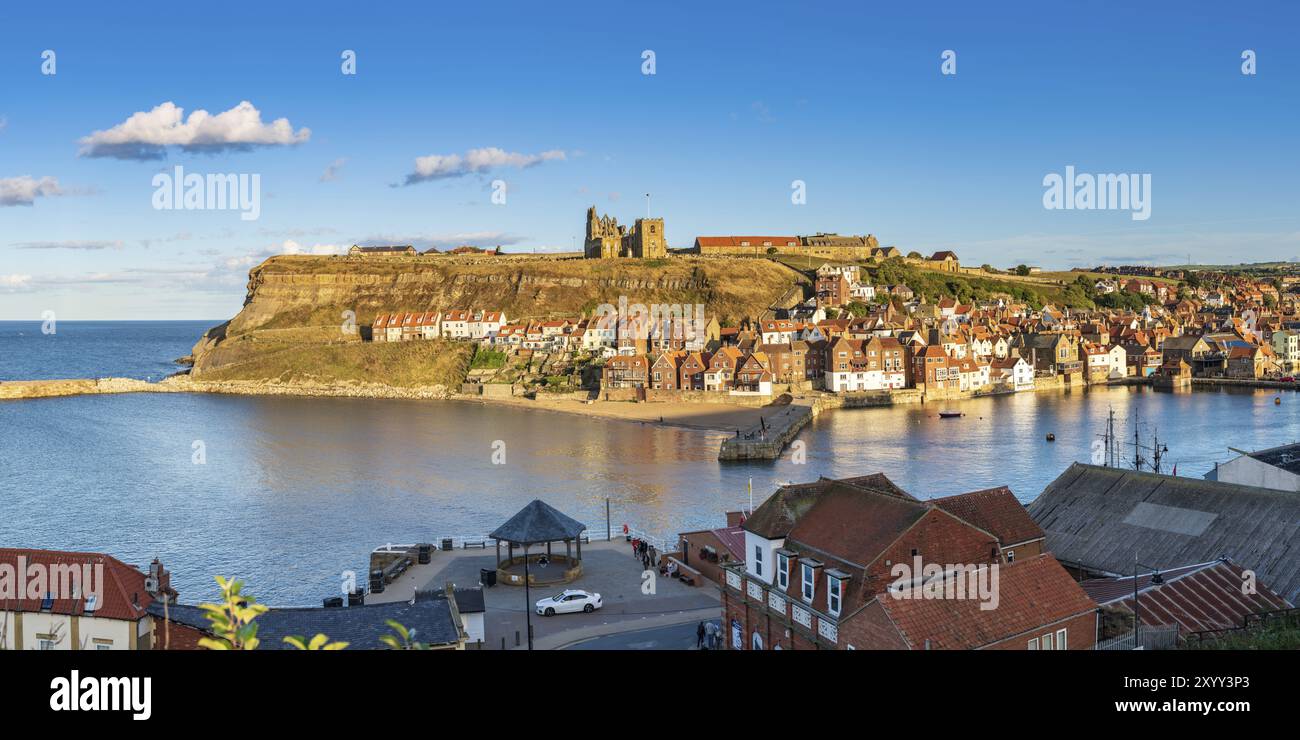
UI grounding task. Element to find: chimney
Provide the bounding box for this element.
[146,558,173,602]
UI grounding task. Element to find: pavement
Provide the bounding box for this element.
[368,540,722,650]
[564,618,722,650]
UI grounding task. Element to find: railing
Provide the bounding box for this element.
[417,520,673,553]
[1095,624,1179,651]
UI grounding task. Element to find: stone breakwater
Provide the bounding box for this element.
[0,376,453,401]
[718,401,818,461]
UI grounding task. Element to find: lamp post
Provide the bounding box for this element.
[1133,559,1164,648]
[524,544,533,650]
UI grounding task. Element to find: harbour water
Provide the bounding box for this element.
[2,322,1297,605]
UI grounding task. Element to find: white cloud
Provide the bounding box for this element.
[0,274,33,292]
[320,158,347,182]
[0,176,63,206]
[13,240,124,250]
[279,239,345,256]
[220,240,343,270]
[402,147,565,185]
[79,101,311,160]
[354,231,526,250]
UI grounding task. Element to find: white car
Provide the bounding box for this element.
[535,589,602,616]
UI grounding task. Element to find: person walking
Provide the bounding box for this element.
[696,621,706,649]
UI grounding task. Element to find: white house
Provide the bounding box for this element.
[1106,344,1128,379]
[469,310,507,341]
[1205,443,1300,492]
[760,319,799,345]
[0,550,171,650]
[850,283,876,302]
[441,310,472,339]
[992,356,1034,392]
[1272,330,1300,372]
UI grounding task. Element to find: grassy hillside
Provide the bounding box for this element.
[771,254,1082,309]
[190,253,806,377]
[194,336,473,386]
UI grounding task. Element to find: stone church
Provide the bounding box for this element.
[584,206,667,259]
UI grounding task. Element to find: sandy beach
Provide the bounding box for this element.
[460,394,777,433]
[0,375,782,434]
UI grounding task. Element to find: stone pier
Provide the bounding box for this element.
[718,401,815,461]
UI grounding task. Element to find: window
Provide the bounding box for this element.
[777,553,789,590]
[1027,637,1039,650]
[801,564,816,602]
[827,576,843,616]
[1041,632,1054,650]
[753,545,763,577]
[1056,628,1067,650]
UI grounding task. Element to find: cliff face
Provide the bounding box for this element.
[191,254,805,377]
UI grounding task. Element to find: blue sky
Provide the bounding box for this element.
[1,0,1297,319]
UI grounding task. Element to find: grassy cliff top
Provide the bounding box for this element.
[231,253,806,332]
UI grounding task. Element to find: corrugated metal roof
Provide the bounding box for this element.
[1081,558,1292,633]
[1028,464,1300,604]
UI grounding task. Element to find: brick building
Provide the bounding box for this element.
[718,475,1097,650]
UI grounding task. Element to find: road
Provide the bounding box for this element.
[563,618,721,650]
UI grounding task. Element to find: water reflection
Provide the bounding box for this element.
[1,385,1296,605]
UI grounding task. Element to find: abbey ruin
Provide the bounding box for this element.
[584,206,667,259]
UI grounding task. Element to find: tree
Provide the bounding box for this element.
[1015,265,1031,276]
[197,576,270,650]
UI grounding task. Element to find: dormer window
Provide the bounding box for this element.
[753,545,763,577]
[777,551,790,590]
[801,561,820,603]
[827,575,843,616]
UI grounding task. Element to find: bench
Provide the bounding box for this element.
[381,556,412,583]
[668,557,703,587]
[463,540,487,549]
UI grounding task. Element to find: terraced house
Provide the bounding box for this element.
[602,354,650,389]
[719,475,1097,650]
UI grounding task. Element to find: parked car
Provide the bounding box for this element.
[535,589,602,616]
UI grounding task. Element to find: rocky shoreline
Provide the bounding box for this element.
[0,376,455,401]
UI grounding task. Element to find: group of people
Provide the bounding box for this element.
[696,620,720,649]
[631,537,658,571]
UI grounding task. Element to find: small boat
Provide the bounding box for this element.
[938,412,963,419]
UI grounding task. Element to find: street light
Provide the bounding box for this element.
[524,544,533,650]
[1133,559,1165,648]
